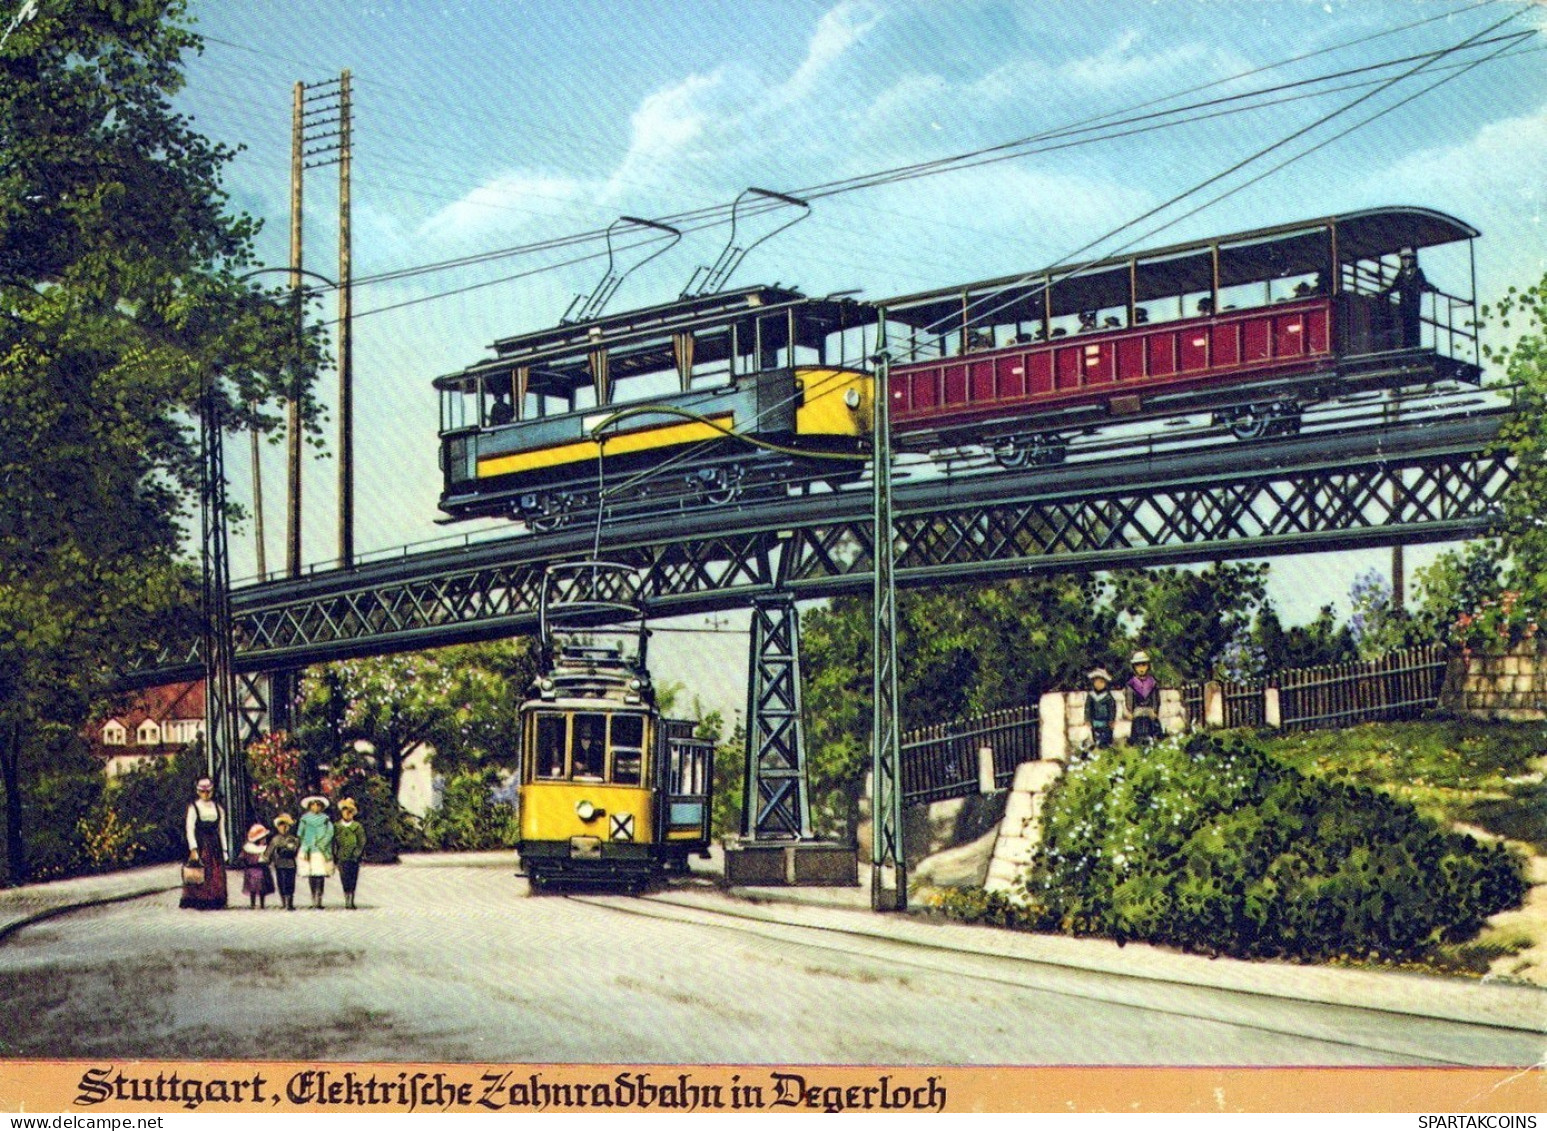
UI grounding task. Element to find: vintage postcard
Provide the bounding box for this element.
[0,0,1543,1119]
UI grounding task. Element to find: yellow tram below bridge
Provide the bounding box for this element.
[518,644,713,891]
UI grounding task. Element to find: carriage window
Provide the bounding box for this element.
[573,713,607,780]
[610,715,644,786]
[534,714,567,779]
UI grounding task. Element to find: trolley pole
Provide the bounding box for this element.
[870,316,907,911]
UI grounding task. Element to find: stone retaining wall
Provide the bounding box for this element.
[1440,644,1547,720]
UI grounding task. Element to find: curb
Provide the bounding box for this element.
[0,883,177,946]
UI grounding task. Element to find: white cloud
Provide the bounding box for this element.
[780,0,881,102]
[417,171,597,244]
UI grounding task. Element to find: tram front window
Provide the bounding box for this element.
[535,714,567,779]
[573,713,607,780]
[611,715,644,786]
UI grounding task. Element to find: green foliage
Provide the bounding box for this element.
[82,742,204,870]
[1023,733,1526,961]
[799,567,1274,836]
[1109,562,1268,682]
[24,765,105,881]
[1410,273,1547,651]
[1264,718,1547,851]
[0,0,322,883]
[1252,601,1356,672]
[921,885,1033,929]
[420,769,519,852]
[296,640,538,798]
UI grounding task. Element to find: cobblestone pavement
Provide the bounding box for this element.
[0,858,1541,1066]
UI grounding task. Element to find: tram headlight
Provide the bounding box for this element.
[575,800,603,822]
[629,678,642,690]
[844,387,862,409]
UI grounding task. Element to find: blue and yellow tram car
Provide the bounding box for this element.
[436,286,877,526]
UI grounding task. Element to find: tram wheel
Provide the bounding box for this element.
[1227,407,1271,441]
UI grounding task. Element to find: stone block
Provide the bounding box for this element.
[986,857,1022,886]
[1002,791,1035,826]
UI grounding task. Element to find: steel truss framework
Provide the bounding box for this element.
[137,409,1509,869]
[743,597,813,841]
[156,411,1510,680]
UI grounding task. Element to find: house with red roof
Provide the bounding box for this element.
[93,681,206,777]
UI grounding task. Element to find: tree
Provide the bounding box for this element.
[0,1,317,882]
[1413,272,1547,649]
[1109,563,1268,681]
[295,640,539,800]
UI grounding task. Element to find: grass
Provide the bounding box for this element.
[1256,718,1547,850]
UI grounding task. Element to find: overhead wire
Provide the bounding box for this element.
[570,12,1531,514]
[890,12,1531,357]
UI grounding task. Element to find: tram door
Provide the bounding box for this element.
[657,719,714,848]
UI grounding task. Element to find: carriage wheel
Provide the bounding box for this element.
[1227,407,1271,441]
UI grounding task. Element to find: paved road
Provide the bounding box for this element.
[0,860,1540,1065]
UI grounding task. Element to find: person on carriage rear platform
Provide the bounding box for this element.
[1385,248,1433,349]
[1125,651,1163,745]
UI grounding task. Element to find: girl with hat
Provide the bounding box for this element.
[1126,650,1163,745]
[239,822,276,909]
[333,798,367,910]
[1085,668,1116,749]
[265,813,301,910]
[297,795,336,909]
[179,777,229,910]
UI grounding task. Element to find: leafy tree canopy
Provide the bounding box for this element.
[0,0,322,882]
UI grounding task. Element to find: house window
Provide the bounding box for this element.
[103,721,126,746]
[137,720,161,745]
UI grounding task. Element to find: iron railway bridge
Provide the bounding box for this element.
[134,404,1511,845]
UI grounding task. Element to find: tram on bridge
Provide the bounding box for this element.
[435,205,1480,525]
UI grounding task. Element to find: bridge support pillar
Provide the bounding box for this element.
[725,595,856,887]
[741,595,811,841]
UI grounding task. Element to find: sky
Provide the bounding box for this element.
[172,0,1547,721]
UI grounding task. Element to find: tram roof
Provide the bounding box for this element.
[880,206,1479,329]
[437,285,881,391]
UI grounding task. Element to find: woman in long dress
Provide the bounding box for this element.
[180,777,229,910]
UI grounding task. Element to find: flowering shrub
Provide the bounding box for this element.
[246,730,303,816]
[78,806,153,870]
[420,769,518,852]
[1021,734,1525,961]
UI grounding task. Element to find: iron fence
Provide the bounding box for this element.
[1277,644,1449,731]
[899,704,1039,806]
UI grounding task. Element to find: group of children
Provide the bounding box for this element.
[1084,650,1163,749]
[236,795,367,910]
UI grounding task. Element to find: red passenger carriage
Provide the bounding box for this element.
[879,206,1480,465]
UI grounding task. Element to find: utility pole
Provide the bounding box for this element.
[337,70,354,568]
[297,72,354,568]
[287,81,304,579]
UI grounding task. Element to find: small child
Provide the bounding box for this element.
[265,813,301,911]
[334,797,367,910]
[240,823,275,909]
[1086,667,1117,749]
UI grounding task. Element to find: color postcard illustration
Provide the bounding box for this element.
[0,0,1543,1117]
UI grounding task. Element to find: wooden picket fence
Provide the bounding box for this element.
[899,704,1039,805]
[1275,643,1449,731]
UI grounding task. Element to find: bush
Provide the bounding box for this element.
[420,769,519,852]
[1023,733,1527,962]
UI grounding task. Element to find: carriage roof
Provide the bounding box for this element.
[879,206,1478,329]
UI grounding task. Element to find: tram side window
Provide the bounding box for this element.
[610,714,644,786]
[535,714,567,780]
[573,713,607,780]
